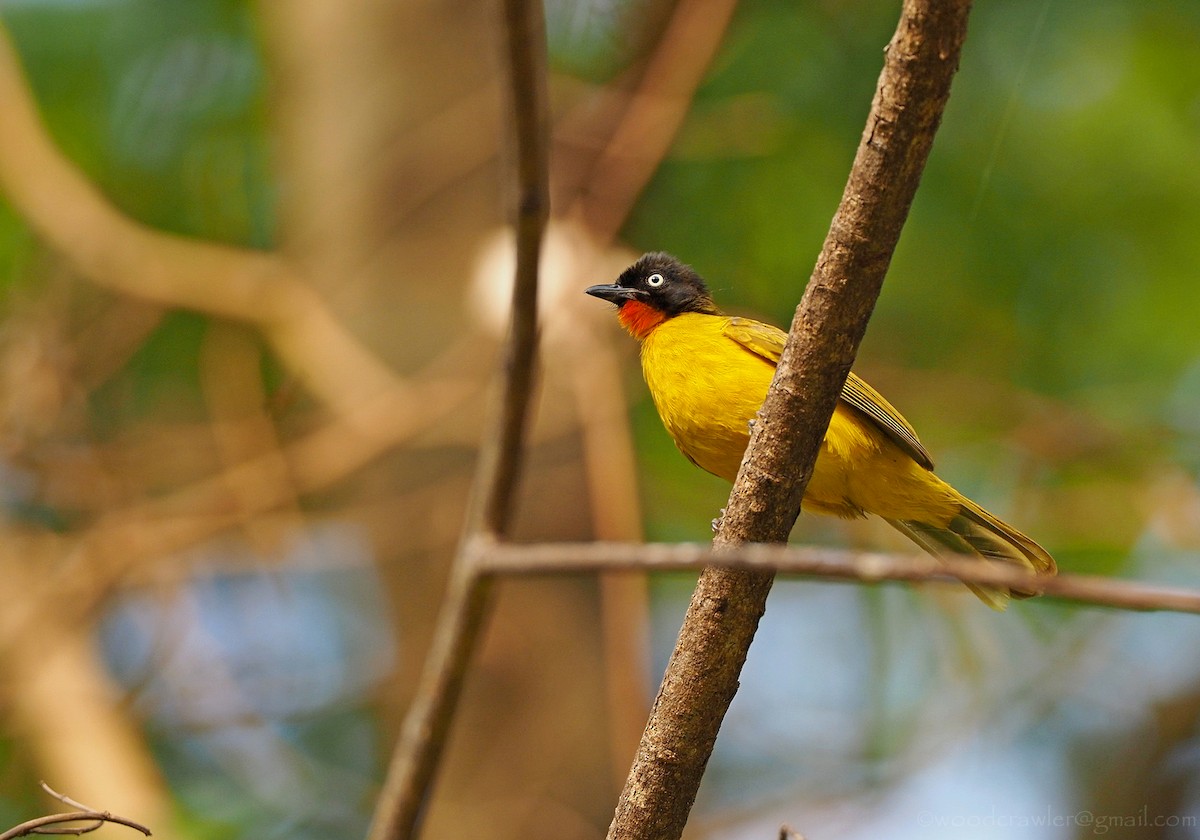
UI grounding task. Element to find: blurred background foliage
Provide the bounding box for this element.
[0,0,1199,839]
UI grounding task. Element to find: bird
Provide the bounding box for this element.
[586,251,1056,609]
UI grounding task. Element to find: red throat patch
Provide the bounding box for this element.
[617,300,667,340]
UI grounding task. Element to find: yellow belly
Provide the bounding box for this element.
[640,313,959,523]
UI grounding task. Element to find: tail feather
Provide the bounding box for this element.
[885,496,1056,611]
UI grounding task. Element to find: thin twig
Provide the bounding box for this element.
[0,812,150,840]
[473,1,549,541]
[365,1,549,839]
[0,785,151,840]
[475,541,1200,615]
[40,784,95,816]
[607,2,974,838]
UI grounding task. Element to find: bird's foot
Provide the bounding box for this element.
[711,508,726,533]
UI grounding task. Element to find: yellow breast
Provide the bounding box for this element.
[640,314,773,483]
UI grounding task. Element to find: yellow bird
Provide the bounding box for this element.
[586,252,1055,609]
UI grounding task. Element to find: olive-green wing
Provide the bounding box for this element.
[841,373,934,469]
[723,316,791,364]
[723,316,934,470]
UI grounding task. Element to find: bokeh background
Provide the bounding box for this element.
[1,0,1199,838]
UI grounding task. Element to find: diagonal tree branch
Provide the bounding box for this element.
[607,2,975,838]
[365,1,549,838]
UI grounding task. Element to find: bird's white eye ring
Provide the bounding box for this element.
[646,273,665,288]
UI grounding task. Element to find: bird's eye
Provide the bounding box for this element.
[646,273,665,288]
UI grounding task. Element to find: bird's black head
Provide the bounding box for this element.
[585,252,720,318]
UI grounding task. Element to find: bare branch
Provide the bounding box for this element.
[471,0,550,540]
[607,2,974,838]
[567,0,739,242]
[366,2,549,839]
[40,786,87,813]
[0,23,411,423]
[0,812,150,840]
[0,786,151,840]
[476,541,1200,615]
[0,813,150,840]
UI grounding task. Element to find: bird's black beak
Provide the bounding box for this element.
[585,283,641,305]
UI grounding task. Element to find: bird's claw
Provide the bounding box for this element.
[711,508,726,533]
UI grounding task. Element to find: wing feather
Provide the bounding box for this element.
[723,316,934,470]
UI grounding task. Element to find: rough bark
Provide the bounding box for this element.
[606,2,974,838]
